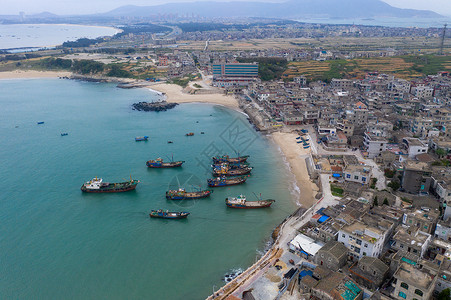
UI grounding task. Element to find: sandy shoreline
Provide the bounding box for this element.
[150,83,239,110]
[0,70,72,80]
[270,132,318,208]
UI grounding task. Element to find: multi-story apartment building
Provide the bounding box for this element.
[363,133,388,158]
[392,262,436,300]
[401,161,432,194]
[338,220,388,259]
[402,137,428,158]
[212,63,258,87]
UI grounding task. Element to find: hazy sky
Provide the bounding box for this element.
[2,0,451,16]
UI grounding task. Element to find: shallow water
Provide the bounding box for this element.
[0,78,297,299]
[0,24,118,50]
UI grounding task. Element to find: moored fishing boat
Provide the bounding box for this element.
[135,136,149,141]
[166,188,213,200]
[186,132,194,136]
[149,210,190,219]
[146,158,184,168]
[207,176,247,187]
[61,133,68,136]
[37,121,44,125]
[81,177,139,193]
[225,194,275,208]
[212,164,252,177]
[211,162,250,170]
[212,155,249,164]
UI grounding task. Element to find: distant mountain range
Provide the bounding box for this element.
[103,0,442,19]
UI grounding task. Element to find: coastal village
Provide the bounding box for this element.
[199,63,451,300]
[1,17,451,300]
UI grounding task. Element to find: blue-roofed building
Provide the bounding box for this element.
[212,63,259,87]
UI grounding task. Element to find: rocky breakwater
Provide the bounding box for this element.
[132,101,178,112]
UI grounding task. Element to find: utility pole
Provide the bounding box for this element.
[438,24,447,55]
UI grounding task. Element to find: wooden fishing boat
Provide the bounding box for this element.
[207,176,247,187]
[81,177,139,193]
[212,155,249,164]
[149,210,190,219]
[186,132,194,136]
[37,121,44,125]
[146,158,184,168]
[225,194,275,209]
[212,162,250,170]
[166,188,213,200]
[135,136,149,141]
[61,133,68,136]
[212,164,252,177]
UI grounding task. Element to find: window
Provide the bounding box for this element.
[414,289,423,297]
[400,282,409,290]
[364,243,368,248]
[342,234,346,238]
[346,174,351,179]
[362,177,366,182]
[354,175,359,180]
[398,291,407,299]
[356,239,362,245]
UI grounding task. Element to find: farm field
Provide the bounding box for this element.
[283,55,451,81]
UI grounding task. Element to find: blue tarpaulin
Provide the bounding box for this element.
[299,270,313,279]
[318,215,330,223]
[332,173,341,178]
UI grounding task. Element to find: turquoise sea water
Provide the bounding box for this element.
[0,79,296,299]
[0,24,118,50]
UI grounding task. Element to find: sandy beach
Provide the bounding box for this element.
[150,83,239,110]
[0,70,72,80]
[271,132,318,208]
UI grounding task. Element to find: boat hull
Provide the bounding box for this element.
[146,161,184,168]
[212,162,250,169]
[166,190,213,200]
[149,211,190,219]
[212,168,252,177]
[207,177,247,187]
[212,155,249,164]
[81,181,138,193]
[225,199,275,208]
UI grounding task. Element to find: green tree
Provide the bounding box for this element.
[373,196,378,206]
[107,64,132,78]
[388,181,400,191]
[72,60,104,75]
[383,198,389,206]
[436,148,447,158]
[438,288,450,300]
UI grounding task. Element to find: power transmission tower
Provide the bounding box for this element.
[438,24,447,55]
